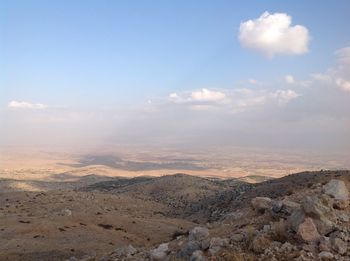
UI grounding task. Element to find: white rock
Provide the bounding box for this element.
[323,179,349,200]
[251,197,272,213]
[62,208,72,216]
[150,243,169,261]
[189,227,209,241]
[190,250,205,261]
[318,251,334,260]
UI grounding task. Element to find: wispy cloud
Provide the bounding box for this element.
[239,12,309,57]
[8,101,48,110]
[311,46,350,92]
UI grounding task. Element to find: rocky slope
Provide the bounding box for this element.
[93,170,350,261]
[1,170,349,260]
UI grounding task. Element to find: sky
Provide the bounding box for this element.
[1,0,350,152]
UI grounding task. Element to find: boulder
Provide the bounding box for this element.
[150,243,169,261]
[251,197,272,213]
[190,250,205,261]
[273,199,300,212]
[331,238,347,255]
[113,244,137,258]
[312,217,334,236]
[189,227,209,241]
[302,195,331,218]
[289,208,305,232]
[271,201,283,213]
[281,200,300,214]
[323,179,349,200]
[200,238,210,250]
[178,241,201,258]
[318,251,334,260]
[301,195,335,235]
[297,218,320,242]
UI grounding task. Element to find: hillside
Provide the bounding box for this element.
[0,170,349,260]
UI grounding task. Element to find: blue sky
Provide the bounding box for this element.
[1,1,350,151]
[1,0,349,107]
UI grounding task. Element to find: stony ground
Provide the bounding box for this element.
[1,170,349,260]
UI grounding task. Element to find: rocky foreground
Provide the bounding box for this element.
[68,170,350,261]
[1,170,349,260]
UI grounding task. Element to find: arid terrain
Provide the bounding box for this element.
[1,149,350,260]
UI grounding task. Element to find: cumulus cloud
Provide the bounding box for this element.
[239,12,309,57]
[8,101,48,109]
[285,75,295,84]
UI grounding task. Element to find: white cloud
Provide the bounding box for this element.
[239,12,309,57]
[168,88,226,104]
[335,47,350,65]
[310,46,350,92]
[311,73,332,83]
[8,101,48,109]
[285,75,295,84]
[165,87,299,112]
[169,93,179,99]
[335,78,350,92]
[190,88,226,102]
[272,89,300,105]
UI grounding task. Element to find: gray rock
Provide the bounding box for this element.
[178,241,201,258]
[289,208,305,232]
[61,208,72,216]
[323,179,349,200]
[302,195,331,218]
[318,251,334,260]
[272,201,283,213]
[251,197,272,213]
[113,244,137,258]
[188,227,209,241]
[301,195,335,235]
[200,238,210,250]
[150,243,169,261]
[281,200,300,214]
[319,236,331,252]
[190,250,205,261]
[332,238,347,255]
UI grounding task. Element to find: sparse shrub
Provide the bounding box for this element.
[272,219,288,242]
[244,225,256,249]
